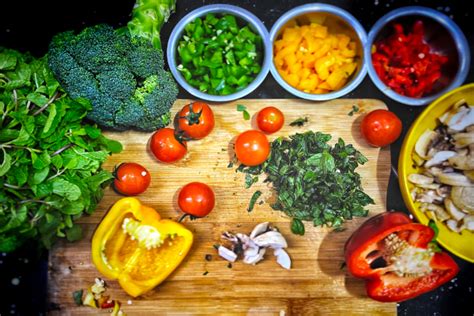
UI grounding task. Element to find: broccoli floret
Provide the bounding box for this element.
[48,24,177,131]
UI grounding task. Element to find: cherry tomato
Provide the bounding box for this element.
[257,106,284,133]
[178,182,215,218]
[235,130,270,166]
[150,128,187,163]
[360,109,402,147]
[177,101,215,140]
[113,162,151,196]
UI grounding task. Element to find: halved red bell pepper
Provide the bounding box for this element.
[344,212,459,302]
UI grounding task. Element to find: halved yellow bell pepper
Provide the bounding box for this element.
[91,197,193,297]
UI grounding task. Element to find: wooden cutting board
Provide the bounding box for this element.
[48,99,394,315]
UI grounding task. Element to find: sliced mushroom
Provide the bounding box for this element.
[438,111,450,124]
[252,231,288,249]
[250,222,269,239]
[448,154,474,170]
[453,132,474,148]
[444,198,466,221]
[408,173,434,185]
[462,215,474,231]
[412,153,426,167]
[425,151,457,167]
[452,98,467,110]
[467,125,474,133]
[416,190,444,204]
[448,106,474,131]
[218,245,238,262]
[415,129,438,159]
[421,203,450,222]
[243,247,266,265]
[446,219,462,233]
[426,167,443,177]
[451,186,474,213]
[436,185,451,198]
[274,248,291,270]
[437,172,474,187]
[417,183,441,190]
[464,170,474,181]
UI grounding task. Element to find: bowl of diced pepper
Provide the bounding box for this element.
[366,6,470,106]
[269,3,368,101]
[167,4,271,102]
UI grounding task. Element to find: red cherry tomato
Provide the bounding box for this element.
[113,162,151,196]
[360,109,402,147]
[178,182,215,218]
[177,101,215,140]
[257,106,284,133]
[150,128,187,163]
[235,130,270,166]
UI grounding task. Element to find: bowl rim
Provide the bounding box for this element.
[166,4,271,102]
[269,3,368,101]
[398,82,474,263]
[365,6,471,106]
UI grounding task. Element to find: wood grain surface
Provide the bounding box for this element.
[48,99,394,315]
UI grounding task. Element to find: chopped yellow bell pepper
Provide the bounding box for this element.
[273,21,359,94]
[91,197,193,297]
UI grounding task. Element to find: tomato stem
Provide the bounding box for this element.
[180,102,203,126]
[178,214,189,223]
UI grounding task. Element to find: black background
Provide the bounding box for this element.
[1,0,473,315]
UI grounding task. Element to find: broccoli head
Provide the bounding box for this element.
[48,24,178,131]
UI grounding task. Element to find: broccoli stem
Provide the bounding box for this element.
[127,0,177,50]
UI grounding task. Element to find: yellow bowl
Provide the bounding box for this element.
[399,83,474,263]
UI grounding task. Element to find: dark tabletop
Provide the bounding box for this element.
[1,0,473,315]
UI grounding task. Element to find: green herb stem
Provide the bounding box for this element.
[3,183,28,190]
[19,199,52,205]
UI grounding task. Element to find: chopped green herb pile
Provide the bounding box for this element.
[237,131,374,234]
[0,48,121,252]
[177,13,263,95]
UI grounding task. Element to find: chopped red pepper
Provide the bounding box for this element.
[344,212,459,302]
[372,20,449,98]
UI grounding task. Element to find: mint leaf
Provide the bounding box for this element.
[236,104,250,120]
[42,103,57,134]
[31,167,49,185]
[247,190,262,212]
[52,178,81,201]
[72,289,83,306]
[27,92,49,106]
[66,225,83,242]
[291,218,305,235]
[0,53,17,70]
[347,105,359,116]
[0,148,12,176]
[289,117,309,127]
